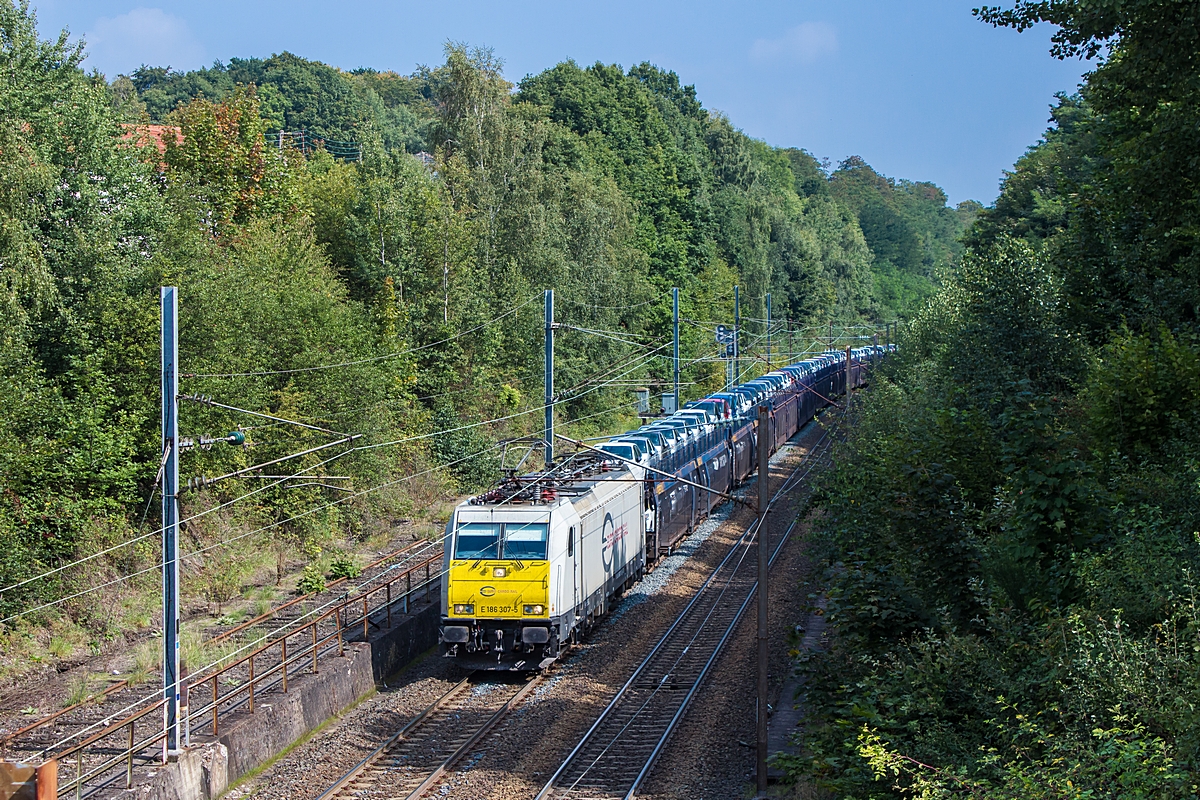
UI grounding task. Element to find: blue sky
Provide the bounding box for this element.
[32,1,1091,205]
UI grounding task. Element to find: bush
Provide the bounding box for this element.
[297,564,326,595]
[328,555,361,580]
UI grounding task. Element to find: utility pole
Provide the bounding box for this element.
[160,287,181,756]
[765,293,772,371]
[545,289,554,468]
[756,403,770,795]
[672,287,680,413]
[829,320,834,353]
[734,285,740,387]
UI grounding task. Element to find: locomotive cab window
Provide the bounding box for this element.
[454,522,501,558]
[504,521,550,560]
[567,526,575,557]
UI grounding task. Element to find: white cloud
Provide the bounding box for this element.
[750,22,838,65]
[84,7,205,77]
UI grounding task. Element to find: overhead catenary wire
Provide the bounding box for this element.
[552,341,672,401]
[32,399,644,756]
[0,387,644,624]
[184,294,540,379]
[2,359,645,601]
[567,290,669,311]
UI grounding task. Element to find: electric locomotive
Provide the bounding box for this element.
[439,344,890,670]
[439,457,645,670]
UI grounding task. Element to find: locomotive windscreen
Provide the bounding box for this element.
[454,522,501,558]
[504,522,550,559]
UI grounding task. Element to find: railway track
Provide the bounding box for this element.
[316,673,546,800]
[1,538,444,799]
[534,413,838,800]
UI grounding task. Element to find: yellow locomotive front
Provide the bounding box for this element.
[440,510,563,670]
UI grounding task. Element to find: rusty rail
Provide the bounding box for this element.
[212,540,426,643]
[1,541,436,759]
[33,548,442,800]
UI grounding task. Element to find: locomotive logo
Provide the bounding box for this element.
[601,512,628,574]
[480,586,496,597]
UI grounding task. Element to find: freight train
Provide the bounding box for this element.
[439,345,889,670]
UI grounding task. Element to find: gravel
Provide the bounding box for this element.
[229,415,837,800]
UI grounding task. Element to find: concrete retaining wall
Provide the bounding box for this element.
[128,597,441,800]
[369,601,440,682]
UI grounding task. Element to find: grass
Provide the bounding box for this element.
[217,609,249,626]
[126,640,158,687]
[47,635,74,660]
[181,628,236,674]
[64,673,98,708]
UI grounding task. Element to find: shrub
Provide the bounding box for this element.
[297,564,326,595]
[328,555,361,580]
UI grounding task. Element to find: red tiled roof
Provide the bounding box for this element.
[120,124,182,154]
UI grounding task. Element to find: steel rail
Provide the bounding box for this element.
[534,416,838,799]
[314,678,472,800]
[624,502,806,798]
[535,407,844,800]
[313,674,546,800]
[404,675,546,799]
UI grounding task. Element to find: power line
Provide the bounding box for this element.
[0,398,640,627]
[184,294,539,379]
[567,291,669,311]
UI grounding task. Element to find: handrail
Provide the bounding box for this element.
[36,549,443,800]
[212,540,429,643]
[2,541,437,753]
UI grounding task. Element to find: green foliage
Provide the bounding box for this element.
[831,156,977,320]
[129,53,436,149]
[430,405,502,493]
[296,564,326,595]
[327,555,361,580]
[1083,326,1200,462]
[0,0,959,645]
[787,3,1200,795]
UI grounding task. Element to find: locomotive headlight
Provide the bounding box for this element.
[523,604,545,615]
[453,604,474,615]
[493,567,507,578]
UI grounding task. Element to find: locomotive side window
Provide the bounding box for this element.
[504,522,550,559]
[568,526,575,557]
[455,522,501,558]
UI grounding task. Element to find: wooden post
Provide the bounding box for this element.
[281,637,288,693]
[76,750,83,800]
[311,624,318,674]
[363,596,369,640]
[248,655,255,713]
[211,676,219,735]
